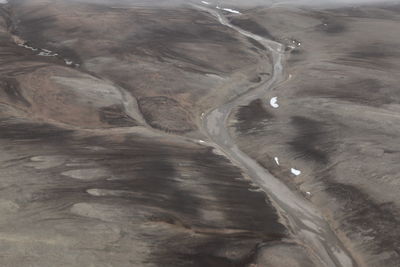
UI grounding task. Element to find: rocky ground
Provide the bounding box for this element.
[229,2,400,266]
[0,0,313,266]
[1,0,399,266]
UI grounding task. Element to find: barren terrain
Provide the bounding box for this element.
[0,0,399,266]
[229,2,400,266]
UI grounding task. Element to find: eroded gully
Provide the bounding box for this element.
[194,4,356,267]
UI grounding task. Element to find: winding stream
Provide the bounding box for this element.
[3,0,355,264]
[195,3,355,267]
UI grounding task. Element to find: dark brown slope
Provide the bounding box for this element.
[0,111,288,266]
[9,0,271,135]
[0,1,310,266]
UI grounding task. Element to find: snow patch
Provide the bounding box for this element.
[249,188,263,192]
[64,59,74,65]
[270,97,279,108]
[38,50,58,57]
[222,8,241,14]
[201,1,210,5]
[291,168,301,176]
[212,148,224,156]
[274,157,280,166]
[18,43,38,51]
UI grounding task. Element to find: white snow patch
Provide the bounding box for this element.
[38,50,58,57]
[212,148,224,156]
[86,189,103,196]
[222,8,241,14]
[64,59,73,65]
[270,97,279,108]
[18,43,38,51]
[18,43,76,67]
[249,188,263,192]
[291,168,301,176]
[37,48,58,57]
[201,1,210,5]
[274,157,280,166]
